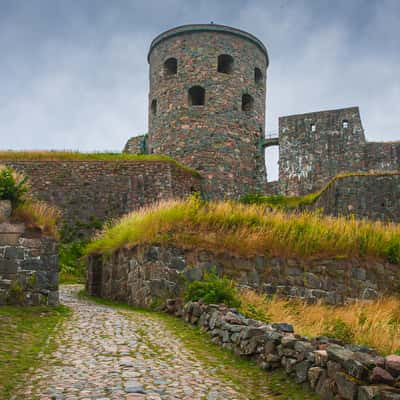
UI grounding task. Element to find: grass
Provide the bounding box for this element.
[79,290,318,400]
[0,151,201,178]
[85,196,400,263]
[0,305,70,399]
[242,170,400,210]
[11,200,61,239]
[239,289,400,355]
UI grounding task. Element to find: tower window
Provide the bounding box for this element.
[255,67,263,84]
[188,86,205,106]
[342,120,349,129]
[311,123,316,132]
[242,94,254,112]
[151,99,157,115]
[217,54,234,74]
[164,58,177,76]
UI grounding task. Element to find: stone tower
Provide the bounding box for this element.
[147,24,269,199]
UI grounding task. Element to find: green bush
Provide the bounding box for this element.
[59,240,87,283]
[184,270,241,308]
[0,166,28,207]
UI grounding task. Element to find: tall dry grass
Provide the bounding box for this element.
[239,289,400,355]
[12,201,61,238]
[86,196,400,264]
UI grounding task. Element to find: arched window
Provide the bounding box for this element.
[151,99,157,115]
[342,120,349,129]
[217,54,234,74]
[242,94,254,111]
[188,86,205,106]
[254,67,263,84]
[164,58,177,76]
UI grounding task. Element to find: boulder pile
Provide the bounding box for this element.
[166,299,400,400]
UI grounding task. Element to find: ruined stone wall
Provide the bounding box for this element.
[364,142,400,172]
[147,24,268,199]
[123,135,148,154]
[1,160,201,233]
[0,220,58,306]
[86,244,400,308]
[312,173,400,221]
[278,107,399,197]
[279,107,366,196]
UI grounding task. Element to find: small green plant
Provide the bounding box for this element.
[59,240,87,283]
[8,281,25,305]
[322,318,354,343]
[0,166,28,207]
[184,270,241,308]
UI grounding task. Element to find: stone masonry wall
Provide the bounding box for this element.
[1,160,201,234]
[86,244,400,308]
[312,173,400,221]
[146,24,268,199]
[0,220,59,306]
[170,300,400,400]
[279,107,366,196]
[278,107,400,197]
[123,135,148,154]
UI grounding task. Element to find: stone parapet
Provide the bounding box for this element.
[0,221,59,306]
[86,244,400,308]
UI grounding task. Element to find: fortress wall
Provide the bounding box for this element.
[2,160,201,233]
[278,107,366,196]
[364,142,400,171]
[313,173,400,221]
[86,244,400,308]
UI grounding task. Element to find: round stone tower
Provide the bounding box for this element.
[147,24,269,199]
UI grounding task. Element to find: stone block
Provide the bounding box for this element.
[386,355,400,378]
[335,372,359,400]
[0,259,18,274]
[295,360,312,383]
[308,366,324,389]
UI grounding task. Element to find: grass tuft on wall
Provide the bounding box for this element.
[85,196,400,263]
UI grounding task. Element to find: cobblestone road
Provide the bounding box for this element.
[20,286,258,400]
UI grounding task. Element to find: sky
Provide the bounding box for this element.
[0,0,399,180]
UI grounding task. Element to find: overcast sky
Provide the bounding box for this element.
[0,0,399,179]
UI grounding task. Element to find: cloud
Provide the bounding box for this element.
[0,0,398,181]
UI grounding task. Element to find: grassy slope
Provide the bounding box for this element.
[80,291,318,400]
[243,170,400,210]
[0,305,70,399]
[85,197,400,263]
[0,151,201,177]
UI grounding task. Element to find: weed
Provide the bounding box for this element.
[184,270,241,308]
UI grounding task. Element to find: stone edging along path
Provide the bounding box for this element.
[165,298,400,400]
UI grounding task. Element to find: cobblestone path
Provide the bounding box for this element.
[20,286,269,400]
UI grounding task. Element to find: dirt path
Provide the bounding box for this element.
[19,285,274,400]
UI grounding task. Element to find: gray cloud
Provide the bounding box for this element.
[0,0,399,179]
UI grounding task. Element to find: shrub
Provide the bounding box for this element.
[184,270,241,308]
[0,165,28,207]
[59,240,87,283]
